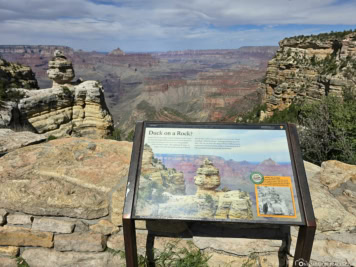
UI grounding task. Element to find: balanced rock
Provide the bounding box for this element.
[47,50,75,87]
[194,158,221,192]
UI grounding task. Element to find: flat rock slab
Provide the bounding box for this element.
[54,232,106,252]
[32,218,75,234]
[0,129,47,154]
[304,161,356,232]
[22,248,124,267]
[0,138,132,219]
[0,226,53,247]
[7,214,32,225]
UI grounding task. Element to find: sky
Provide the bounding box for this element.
[145,128,292,162]
[1,0,356,52]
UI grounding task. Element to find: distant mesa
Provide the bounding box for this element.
[259,158,279,166]
[109,48,125,56]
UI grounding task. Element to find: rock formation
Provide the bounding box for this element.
[47,50,75,87]
[139,144,186,195]
[0,139,355,266]
[0,51,113,138]
[260,31,356,117]
[194,158,221,193]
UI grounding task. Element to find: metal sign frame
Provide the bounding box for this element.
[123,121,316,267]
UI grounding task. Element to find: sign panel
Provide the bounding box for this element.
[133,123,304,225]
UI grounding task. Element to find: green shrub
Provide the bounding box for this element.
[0,80,25,102]
[106,127,122,141]
[299,93,356,165]
[15,257,30,267]
[47,135,57,141]
[61,86,72,98]
[264,103,300,124]
[126,130,135,142]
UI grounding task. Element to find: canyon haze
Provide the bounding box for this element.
[0,45,277,135]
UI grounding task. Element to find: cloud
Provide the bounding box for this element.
[0,0,356,51]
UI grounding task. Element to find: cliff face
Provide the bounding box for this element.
[261,31,356,117]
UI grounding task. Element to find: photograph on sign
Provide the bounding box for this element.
[134,126,302,223]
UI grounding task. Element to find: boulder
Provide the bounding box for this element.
[0,138,131,219]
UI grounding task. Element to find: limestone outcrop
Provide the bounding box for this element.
[1,51,113,138]
[261,31,356,117]
[0,139,355,266]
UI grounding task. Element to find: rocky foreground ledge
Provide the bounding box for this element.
[0,138,355,266]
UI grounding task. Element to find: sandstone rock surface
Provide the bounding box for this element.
[0,226,53,247]
[6,214,32,225]
[0,129,47,155]
[0,257,17,267]
[54,232,106,252]
[0,138,132,219]
[0,246,19,257]
[32,218,75,234]
[22,248,124,267]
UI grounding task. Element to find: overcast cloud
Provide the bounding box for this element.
[0,0,355,52]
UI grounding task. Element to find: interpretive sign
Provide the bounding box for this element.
[123,122,316,267]
[134,125,303,224]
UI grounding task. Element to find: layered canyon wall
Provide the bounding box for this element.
[260,31,356,117]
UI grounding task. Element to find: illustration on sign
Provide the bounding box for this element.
[134,127,302,223]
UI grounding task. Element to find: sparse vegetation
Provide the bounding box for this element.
[137,100,156,119]
[248,88,356,165]
[15,257,30,267]
[47,135,57,141]
[126,129,135,141]
[162,107,192,121]
[109,240,210,267]
[0,79,25,102]
[106,127,122,141]
[61,86,72,97]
